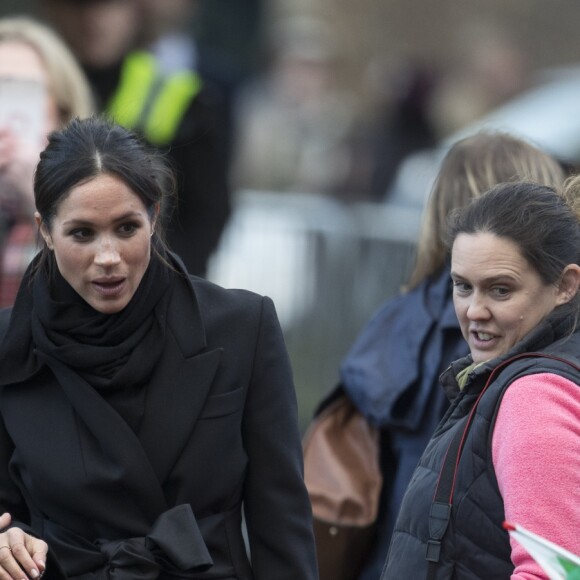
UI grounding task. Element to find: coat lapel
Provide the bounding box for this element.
[34,350,168,523]
[3,268,221,522]
[137,274,222,484]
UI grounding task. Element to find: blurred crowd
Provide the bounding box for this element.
[0,0,535,297]
[230,13,532,203]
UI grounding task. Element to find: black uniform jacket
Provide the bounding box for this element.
[0,273,318,579]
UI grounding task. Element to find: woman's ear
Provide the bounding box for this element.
[556,264,580,305]
[35,212,53,250]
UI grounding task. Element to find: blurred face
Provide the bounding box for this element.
[0,41,59,135]
[37,173,156,314]
[451,232,567,363]
[0,41,59,217]
[44,0,139,69]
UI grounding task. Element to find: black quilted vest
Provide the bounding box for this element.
[381,313,580,580]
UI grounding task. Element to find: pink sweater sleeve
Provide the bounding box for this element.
[492,373,580,580]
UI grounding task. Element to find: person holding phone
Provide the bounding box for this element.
[0,16,93,307]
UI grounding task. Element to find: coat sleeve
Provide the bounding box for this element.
[0,309,28,522]
[0,415,29,525]
[242,296,319,579]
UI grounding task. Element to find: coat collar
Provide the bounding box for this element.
[164,253,207,356]
[2,257,223,525]
[137,269,223,484]
[440,306,577,399]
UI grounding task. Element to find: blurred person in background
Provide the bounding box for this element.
[42,0,231,277]
[193,0,266,89]
[429,21,531,137]
[136,0,237,165]
[329,132,566,579]
[188,0,268,166]
[315,56,441,202]
[0,15,93,307]
[368,60,439,200]
[137,0,199,74]
[231,15,358,198]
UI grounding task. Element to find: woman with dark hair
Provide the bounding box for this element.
[0,116,318,580]
[381,180,580,579]
[331,132,565,580]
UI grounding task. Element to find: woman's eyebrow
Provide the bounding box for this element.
[451,272,517,284]
[61,211,144,227]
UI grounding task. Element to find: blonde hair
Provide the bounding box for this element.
[405,131,566,290]
[0,16,94,125]
[561,173,580,221]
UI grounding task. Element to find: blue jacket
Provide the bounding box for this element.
[339,266,468,579]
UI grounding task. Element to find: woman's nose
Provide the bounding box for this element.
[94,237,121,267]
[466,292,490,320]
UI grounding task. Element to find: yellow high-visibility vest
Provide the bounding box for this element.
[107,51,203,146]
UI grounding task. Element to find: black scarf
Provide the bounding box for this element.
[0,250,173,394]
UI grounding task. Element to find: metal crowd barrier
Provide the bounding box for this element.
[207,189,423,430]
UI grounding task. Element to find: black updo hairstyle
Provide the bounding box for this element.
[34,115,177,271]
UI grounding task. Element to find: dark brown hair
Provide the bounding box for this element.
[447,180,580,326]
[34,115,176,270]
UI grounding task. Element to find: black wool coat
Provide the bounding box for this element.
[0,273,318,580]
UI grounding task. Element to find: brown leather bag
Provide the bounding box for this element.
[303,393,383,580]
